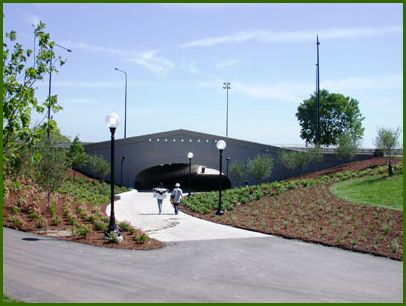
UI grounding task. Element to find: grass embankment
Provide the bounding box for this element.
[331,175,403,210]
[182,162,403,260]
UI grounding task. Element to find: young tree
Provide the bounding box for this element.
[296,89,364,146]
[67,136,88,177]
[34,140,69,207]
[229,161,247,186]
[374,127,401,176]
[278,150,300,176]
[3,21,67,174]
[248,155,273,183]
[336,133,360,161]
[87,155,110,182]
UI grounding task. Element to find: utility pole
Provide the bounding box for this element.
[316,35,320,145]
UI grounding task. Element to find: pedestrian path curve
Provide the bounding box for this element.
[107,190,268,242]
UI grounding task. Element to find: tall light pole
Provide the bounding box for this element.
[216,140,226,216]
[316,35,320,144]
[187,152,194,196]
[47,43,72,138]
[115,67,128,139]
[105,113,121,238]
[223,82,231,137]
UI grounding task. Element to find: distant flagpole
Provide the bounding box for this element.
[316,35,320,144]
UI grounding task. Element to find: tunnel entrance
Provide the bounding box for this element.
[134,163,231,192]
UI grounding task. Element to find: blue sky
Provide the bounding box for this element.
[3,3,403,147]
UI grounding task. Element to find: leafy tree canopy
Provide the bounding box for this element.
[296,89,364,146]
[3,20,67,170]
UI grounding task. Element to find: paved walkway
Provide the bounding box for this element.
[109,190,268,242]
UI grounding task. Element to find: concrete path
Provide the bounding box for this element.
[109,190,268,242]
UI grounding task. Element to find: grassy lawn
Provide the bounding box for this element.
[330,174,403,210]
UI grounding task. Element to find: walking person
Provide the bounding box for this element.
[153,182,168,214]
[171,183,183,215]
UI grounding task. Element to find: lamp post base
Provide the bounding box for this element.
[216,210,224,216]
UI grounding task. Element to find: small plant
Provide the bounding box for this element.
[10,204,22,215]
[93,219,108,231]
[48,201,57,217]
[283,220,289,230]
[71,224,91,238]
[118,220,133,232]
[7,215,24,229]
[51,215,61,226]
[67,214,78,226]
[35,216,45,229]
[105,231,122,244]
[382,224,390,235]
[391,238,399,253]
[134,232,149,244]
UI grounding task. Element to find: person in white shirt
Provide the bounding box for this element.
[153,182,168,214]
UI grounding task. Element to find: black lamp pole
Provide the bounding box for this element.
[216,140,226,216]
[187,152,193,196]
[120,156,126,186]
[107,126,117,233]
[188,157,192,196]
[216,148,224,216]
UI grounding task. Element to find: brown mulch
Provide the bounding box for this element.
[182,157,403,261]
[3,175,164,250]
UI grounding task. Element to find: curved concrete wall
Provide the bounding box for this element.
[82,129,373,188]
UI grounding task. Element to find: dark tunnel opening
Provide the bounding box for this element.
[134,163,231,192]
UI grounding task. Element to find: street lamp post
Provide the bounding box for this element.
[187,152,194,196]
[105,113,121,238]
[226,157,231,177]
[115,67,128,139]
[223,82,231,138]
[216,140,226,216]
[316,35,320,144]
[120,156,126,186]
[47,43,72,139]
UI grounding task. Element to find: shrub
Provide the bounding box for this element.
[51,215,61,226]
[118,221,135,233]
[35,216,45,229]
[48,201,57,217]
[7,216,24,229]
[71,224,91,237]
[391,238,399,253]
[134,232,149,244]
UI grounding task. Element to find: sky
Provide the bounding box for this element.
[3,3,403,147]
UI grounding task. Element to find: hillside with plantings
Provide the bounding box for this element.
[3,171,164,250]
[182,158,403,260]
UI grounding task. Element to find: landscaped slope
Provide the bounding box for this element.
[182,158,403,260]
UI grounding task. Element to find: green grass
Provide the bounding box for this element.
[3,295,24,303]
[330,174,403,210]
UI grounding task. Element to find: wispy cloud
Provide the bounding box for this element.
[127,50,176,76]
[226,74,403,103]
[216,59,239,71]
[68,42,126,56]
[181,26,402,48]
